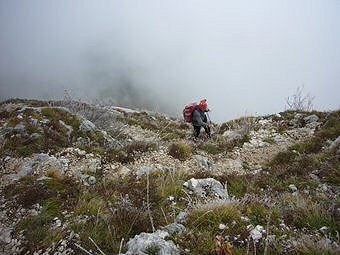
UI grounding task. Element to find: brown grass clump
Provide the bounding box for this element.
[168,142,193,161]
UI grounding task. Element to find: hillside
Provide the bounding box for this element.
[0,98,339,255]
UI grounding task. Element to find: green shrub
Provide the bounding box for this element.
[199,143,223,154]
[270,150,297,165]
[172,231,215,255]
[168,142,193,161]
[226,175,252,198]
[16,198,63,251]
[296,235,339,255]
[187,202,245,236]
[280,194,336,232]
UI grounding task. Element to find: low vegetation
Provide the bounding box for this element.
[107,141,158,163]
[1,99,339,254]
[168,142,193,160]
[0,103,107,157]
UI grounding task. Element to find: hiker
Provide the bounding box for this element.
[183,99,212,139]
[192,99,211,139]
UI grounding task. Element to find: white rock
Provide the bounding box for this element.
[175,211,188,224]
[0,227,13,244]
[246,224,254,231]
[303,114,319,124]
[116,166,132,177]
[329,136,340,150]
[79,119,96,132]
[219,224,226,230]
[288,184,298,193]
[183,178,229,200]
[240,216,249,222]
[319,226,328,234]
[222,130,242,141]
[125,230,179,255]
[250,225,264,241]
[87,176,96,185]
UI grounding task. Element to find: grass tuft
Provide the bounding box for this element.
[168,142,193,161]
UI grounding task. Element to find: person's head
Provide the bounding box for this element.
[198,99,209,112]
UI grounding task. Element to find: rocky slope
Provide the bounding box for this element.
[0,98,339,255]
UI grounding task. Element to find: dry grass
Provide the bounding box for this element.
[168,142,193,161]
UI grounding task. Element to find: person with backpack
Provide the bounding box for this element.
[183,99,211,139]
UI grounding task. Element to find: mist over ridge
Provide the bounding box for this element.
[0,0,339,122]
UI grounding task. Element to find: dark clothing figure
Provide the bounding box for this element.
[192,106,211,138]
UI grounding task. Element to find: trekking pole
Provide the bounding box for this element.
[206,112,211,124]
[206,111,212,137]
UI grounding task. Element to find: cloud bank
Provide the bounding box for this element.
[0,0,339,121]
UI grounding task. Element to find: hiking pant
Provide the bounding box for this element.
[193,125,211,138]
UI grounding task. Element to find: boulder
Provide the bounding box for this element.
[8,160,35,181]
[222,130,242,141]
[183,178,229,200]
[329,136,340,150]
[79,119,96,132]
[116,166,132,177]
[125,230,180,255]
[0,226,13,244]
[303,114,319,124]
[14,123,26,131]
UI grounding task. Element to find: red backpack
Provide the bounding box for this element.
[183,102,197,122]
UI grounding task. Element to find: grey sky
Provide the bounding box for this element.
[0,0,339,121]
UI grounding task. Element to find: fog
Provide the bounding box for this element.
[0,0,339,122]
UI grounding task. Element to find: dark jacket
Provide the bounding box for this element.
[192,106,208,127]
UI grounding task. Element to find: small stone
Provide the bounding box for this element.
[309,173,320,181]
[87,176,96,185]
[319,184,328,191]
[246,224,254,231]
[303,114,319,124]
[219,224,226,230]
[56,220,62,227]
[175,211,188,224]
[319,226,328,234]
[241,216,250,222]
[250,225,264,241]
[288,184,298,193]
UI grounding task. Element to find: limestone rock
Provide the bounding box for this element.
[183,178,228,200]
[125,230,180,255]
[79,119,96,132]
[303,114,319,124]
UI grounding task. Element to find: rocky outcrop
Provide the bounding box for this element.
[183,178,229,200]
[125,230,180,255]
